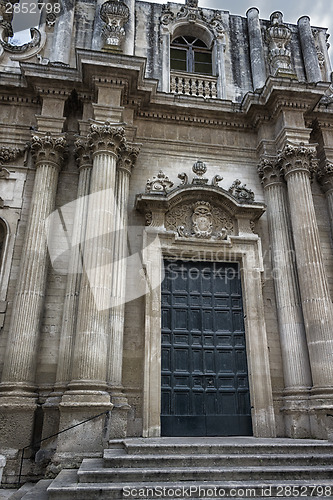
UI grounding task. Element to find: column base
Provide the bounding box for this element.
[109,388,131,439]
[309,388,333,439]
[55,391,113,464]
[0,394,37,450]
[281,389,311,438]
[36,393,63,465]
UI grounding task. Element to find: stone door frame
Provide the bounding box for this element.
[141,228,276,438]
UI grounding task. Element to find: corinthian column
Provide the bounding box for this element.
[258,156,312,437]
[108,143,139,437]
[279,143,333,435]
[317,162,333,235]
[57,122,126,457]
[0,133,65,448]
[54,139,93,392]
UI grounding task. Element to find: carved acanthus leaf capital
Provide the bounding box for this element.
[117,143,140,174]
[30,132,66,168]
[278,142,318,180]
[317,161,333,193]
[74,138,93,170]
[258,156,284,187]
[88,121,126,156]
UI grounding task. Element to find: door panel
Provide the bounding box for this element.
[161,260,252,437]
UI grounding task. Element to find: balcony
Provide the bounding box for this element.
[170,71,218,99]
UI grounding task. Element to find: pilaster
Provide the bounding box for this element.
[258,155,312,437]
[317,162,333,236]
[279,142,333,437]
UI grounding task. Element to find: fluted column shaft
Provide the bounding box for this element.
[69,123,126,391]
[108,145,139,388]
[280,143,333,391]
[317,162,333,238]
[258,159,312,394]
[0,133,65,392]
[55,140,92,390]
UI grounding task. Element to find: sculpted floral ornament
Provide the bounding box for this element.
[265,11,293,76]
[100,0,130,49]
[0,146,22,165]
[228,179,255,203]
[145,170,174,194]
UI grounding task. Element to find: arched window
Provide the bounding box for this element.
[170,35,213,75]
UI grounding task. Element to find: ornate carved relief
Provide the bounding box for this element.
[0,146,22,165]
[265,11,294,76]
[278,142,318,179]
[228,179,255,203]
[145,171,174,194]
[100,0,130,50]
[30,132,66,168]
[88,121,126,155]
[166,201,233,240]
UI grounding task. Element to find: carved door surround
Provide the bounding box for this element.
[136,172,277,438]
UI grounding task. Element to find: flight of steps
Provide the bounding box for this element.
[47,437,333,499]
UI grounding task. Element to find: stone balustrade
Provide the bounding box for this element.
[170,71,218,98]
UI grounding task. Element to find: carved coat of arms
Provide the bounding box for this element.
[192,201,213,238]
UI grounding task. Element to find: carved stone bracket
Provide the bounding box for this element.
[317,161,333,194]
[278,142,318,180]
[228,179,255,203]
[100,0,129,50]
[88,121,126,155]
[265,11,294,77]
[30,132,66,168]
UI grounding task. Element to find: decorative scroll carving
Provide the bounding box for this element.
[88,121,126,155]
[228,179,255,203]
[278,142,318,179]
[145,171,174,194]
[178,172,188,186]
[100,0,129,49]
[166,201,234,240]
[186,0,198,7]
[145,212,152,226]
[212,174,223,186]
[317,161,333,193]
[258,156,284,187]
[31,132,66,167]
[265,11,293,76]
[0,167,9,178]
[0,27,41,53]
[74,138,92,170]
[117,143,140,174]
[160,4,174,26]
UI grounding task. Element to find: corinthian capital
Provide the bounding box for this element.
[31,132,66,168]
[317,161,333,194]
[117,143,140,174]
[278,142,318,180]
[74,137,93,170]
[88,121,126,156]
[258,155,284,188]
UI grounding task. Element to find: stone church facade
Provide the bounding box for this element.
[1,0,333,481]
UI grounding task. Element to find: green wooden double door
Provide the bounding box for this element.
[161,260,252,437]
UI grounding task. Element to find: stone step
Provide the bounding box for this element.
[103,450,333,468]
[47,470,333,500]
[77,458,333,482]
[117,437,333,456]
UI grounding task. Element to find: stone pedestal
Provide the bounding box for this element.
[280,142,333,437]
[258,156,312,438]
[0,133,65,450]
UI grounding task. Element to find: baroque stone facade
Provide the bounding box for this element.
[0,0,333,484]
